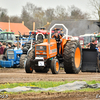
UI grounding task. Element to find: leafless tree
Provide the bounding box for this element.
[0,7,9,22]
[89,0,100,21]
[45,8,55,22]
[68,5,90,20]
[54,5,69,20]
[21,2,46,29]
[21,7,35,30]
[10,16,22,23]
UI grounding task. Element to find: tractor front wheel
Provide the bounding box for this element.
[51,59,60,74]
[25,58,33,73]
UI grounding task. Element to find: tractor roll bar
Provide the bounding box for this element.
[50,24,68,39]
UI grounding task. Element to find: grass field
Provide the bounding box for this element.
[1,80,100,89]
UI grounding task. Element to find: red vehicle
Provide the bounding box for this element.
[30,29,49,39]
[79,37,84,48]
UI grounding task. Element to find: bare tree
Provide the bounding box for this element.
[21,2,46,29]
[21,7,35,30]
[34,7,45,28]
[10,16,22,23]
[54,5,69,20]
[68,5,90,20]
[45,8,55,22]
[0,7,9,22]
[89,0,100,21]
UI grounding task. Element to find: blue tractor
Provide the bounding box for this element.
[0,48,24,68]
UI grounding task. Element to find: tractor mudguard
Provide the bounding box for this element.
[81,49,98,72]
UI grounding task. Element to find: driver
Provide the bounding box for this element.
[52,29,62,55]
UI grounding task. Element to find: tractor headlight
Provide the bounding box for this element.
[8,56,14,59]
[43,52,46,54]
[36,51,40,54]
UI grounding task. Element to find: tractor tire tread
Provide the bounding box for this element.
[20,54,26,68]
[63,40,82,74]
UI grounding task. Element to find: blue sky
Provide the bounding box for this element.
[0,0,97,19]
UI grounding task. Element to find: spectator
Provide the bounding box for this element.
[0,42,2,47]
[8,43,12,49]
[90,40,97,50]
[87,39,96,50]
[14,42,22,50]
[0,43,4,54]
[2,43,7,55]
[12,43,17,47]
[97,44,100,52]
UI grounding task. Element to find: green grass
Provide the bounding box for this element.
[0,80,100,94]
[86,80,100,84]
[0,80,72,89]
[2,88,100,95]
[1,80,100,89]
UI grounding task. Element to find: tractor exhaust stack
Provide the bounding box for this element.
[48,33,50,44]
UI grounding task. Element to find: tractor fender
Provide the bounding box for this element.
[27,47,33,56]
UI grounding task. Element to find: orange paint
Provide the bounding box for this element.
[56,62,59,71]
[75,47,81,68]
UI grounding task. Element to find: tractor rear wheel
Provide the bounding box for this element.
[25,58,33,73]
[51,59,60,74]
[27,46,35,59]
[20,54,26,68]
[63,40,82,74]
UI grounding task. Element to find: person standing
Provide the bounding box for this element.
[0,42,2,47]
[2,43,7,55]
[0,43,4,54]
[8,43,12,49]
[87,39,96,50]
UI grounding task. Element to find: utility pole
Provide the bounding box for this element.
[9,16,10,32]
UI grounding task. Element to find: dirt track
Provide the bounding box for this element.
[0,68,100,100]
[0,68,100,84]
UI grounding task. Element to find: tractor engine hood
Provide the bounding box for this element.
[35,39,57,59]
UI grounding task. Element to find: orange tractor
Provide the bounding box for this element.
[25,24,82,74]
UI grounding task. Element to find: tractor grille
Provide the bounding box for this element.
[8,51,14,59]
[36,55,47,58]
[36,46,46,51]
[8,55,14,59]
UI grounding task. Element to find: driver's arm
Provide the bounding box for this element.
[52,35,55,38]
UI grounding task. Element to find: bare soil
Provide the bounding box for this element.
[0,68,100,100]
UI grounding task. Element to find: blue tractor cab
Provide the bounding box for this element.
[0,49,23,68]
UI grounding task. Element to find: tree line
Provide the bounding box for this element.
[0,2,91,30]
